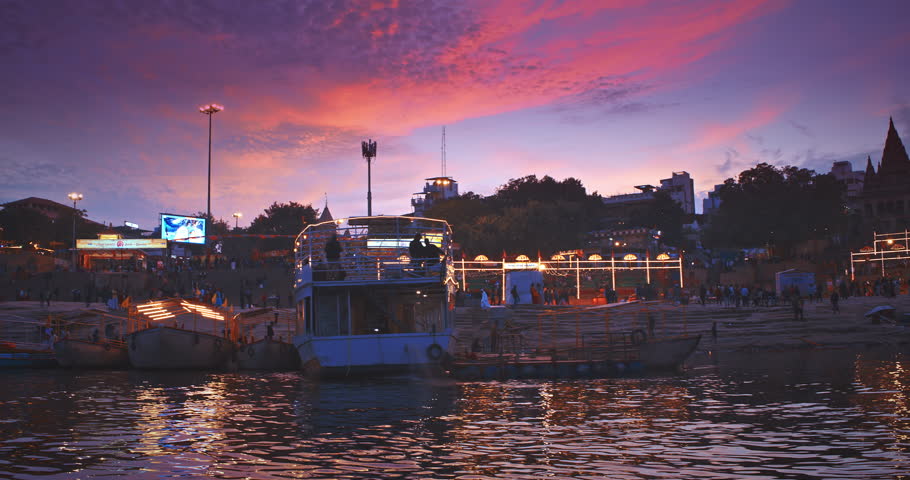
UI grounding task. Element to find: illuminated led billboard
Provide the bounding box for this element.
[161,214,206,244]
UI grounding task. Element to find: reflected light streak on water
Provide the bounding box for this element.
[0,348,908,479]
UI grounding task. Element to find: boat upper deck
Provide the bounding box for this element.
[294,216,453,287]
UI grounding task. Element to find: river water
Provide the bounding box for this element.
[1,347,908,479]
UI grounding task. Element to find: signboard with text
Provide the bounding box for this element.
[77,238,167,250]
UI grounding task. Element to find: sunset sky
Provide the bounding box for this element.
[2,0,909,229]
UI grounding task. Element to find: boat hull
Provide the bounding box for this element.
[237,339,300,370]
[294,331,454,377]
[0,351,57,368]
[638,335,701,370]
[54,339,129,368]
[128,327,231,369]
[451,335,701,380]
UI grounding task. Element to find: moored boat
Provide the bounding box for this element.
[0,342,56,368]
[237,339,300,370]
[54,338,128,368]
[292,216,456,377]
[234,308,299,370]
[53,309,129,368]
[450,330,701,380]
[127,299,234,369]
[0,312,57,368]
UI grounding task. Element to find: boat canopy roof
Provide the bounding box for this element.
[299,215,450,236]
[133,298,228,322]
[295,215,452,260]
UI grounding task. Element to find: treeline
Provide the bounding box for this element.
[1,163,851,258]
[425,175,685,255]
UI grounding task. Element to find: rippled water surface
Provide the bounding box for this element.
[1,348,909,479]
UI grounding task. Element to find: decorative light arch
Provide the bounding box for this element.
[550,254,565,261]
[656,253,671,260]
[623,253,638,261]
[515,254,530,262]
[398,254,410,263]
[474,254,489,261]
[588,254,603,261]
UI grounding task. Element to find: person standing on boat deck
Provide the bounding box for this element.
[409,234,424,268]
[423,238,442,267]
[511,285,520,305]
[325,234,342,262]
[325,234,343,280]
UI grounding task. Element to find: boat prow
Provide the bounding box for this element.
[638,334,701,370]
[237,339,300,370]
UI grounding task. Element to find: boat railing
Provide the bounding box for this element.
[295,216,453,285]
[304,252,449,283]
[0,315,56,351]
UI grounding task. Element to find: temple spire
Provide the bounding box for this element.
[318,193,333,222]
[879,116,910,175]
[864,155,876,183]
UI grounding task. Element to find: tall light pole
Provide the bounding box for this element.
[199,103,223,223]
[233,212,242,229]
[68,192,83,269]
[362,139,377,216]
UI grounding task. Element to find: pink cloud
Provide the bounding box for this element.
[169,0,784,137]
[681,94,797,153]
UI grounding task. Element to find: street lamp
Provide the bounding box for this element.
[68,192,83,269]
[199,103,224,224]
[233,212,242,229]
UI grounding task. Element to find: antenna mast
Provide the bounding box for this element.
[362,139,377,216]
[441,126,447,177]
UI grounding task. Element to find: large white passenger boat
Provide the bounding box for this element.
[292,216,457,377]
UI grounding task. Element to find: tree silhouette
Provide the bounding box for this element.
[704,163,845,255]
[248,201,318,235]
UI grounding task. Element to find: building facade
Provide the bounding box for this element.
[603,171,696,215]
[411,177,459,216]
[829,160,865,211]
[702,184,724,216]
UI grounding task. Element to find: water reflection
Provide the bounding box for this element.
[0,347,907,479]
